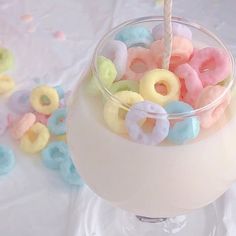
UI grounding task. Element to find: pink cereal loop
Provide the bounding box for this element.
[35,112,50,125]
[189,48,198,60]
[175,63,203,106]
[10,113,36,139]
[150,36,193,71]
[195,85,231,128]
[123,47,156,81]
[189,47,231,87]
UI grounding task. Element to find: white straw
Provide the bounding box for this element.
[162,0,173,70]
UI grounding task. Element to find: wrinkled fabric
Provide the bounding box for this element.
[0,0,236,235]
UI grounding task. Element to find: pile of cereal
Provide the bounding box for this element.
[88,23,232,145]
[0,56,83,185]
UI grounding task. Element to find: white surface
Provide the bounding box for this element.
[0,0,236,235]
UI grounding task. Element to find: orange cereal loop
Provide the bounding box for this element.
[123,47,157,81]
[150,36,193,69]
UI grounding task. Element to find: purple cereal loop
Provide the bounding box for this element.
[125,101,170,145]
[8,90,33,114]
[152,22,192,41]
[101,40,128,80]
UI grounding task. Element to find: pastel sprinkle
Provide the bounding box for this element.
[53,31,66,41]
[27,25,36,33]
[21,14,33,23]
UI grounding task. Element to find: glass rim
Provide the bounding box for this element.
[91,16,236,119]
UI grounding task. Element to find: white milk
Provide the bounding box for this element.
[67,76,236,218]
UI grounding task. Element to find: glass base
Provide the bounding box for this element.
[78,187,218,236]
[136,216,167,223]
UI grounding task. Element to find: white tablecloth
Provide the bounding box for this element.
[0,0,236,235]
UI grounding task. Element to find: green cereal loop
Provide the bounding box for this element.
[87,56,117,96]
[98,56,117,88]
[110,80,139,94]
[0,48,14,73]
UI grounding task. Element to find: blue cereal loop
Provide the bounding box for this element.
[0,145,15,175]
[41,141,69,170]
[54,85,65,99]
[47,108,67,135]
[164,101,200,144]
[115,26,154,48]
[59,159,84,186]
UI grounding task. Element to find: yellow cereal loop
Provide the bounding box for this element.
[104,91,143,134]
[20,122,50,154]
[30,85,59,115]
[139,69,180,106]
[0,75,15,94]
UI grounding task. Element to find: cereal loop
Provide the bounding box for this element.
[101,40,128,80]
[195,85,231,128]
[10,113,36,139]
[87,57,117,96]
[125,101,170,145]
[8,90,32,114]
[0,48,14,73]
[0,145,15,175]
[164,101,200,144]
[47,108,67,136]
[30,85,59,115]
[20,122,50,154]
[174,63,203,105]
[139,69,180,106]
[59,159,84,186]
[0,75,15,94]
[115,26,154,48]
[150,36,193,69]
[189,47,231,87]
[110,80,139,94]
[41,141,69,169]
[123,47,157,81]
[152,22,192,41]
[103,91,144,134]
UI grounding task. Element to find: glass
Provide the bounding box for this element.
[67,16,236,234]
[76,186,218,236]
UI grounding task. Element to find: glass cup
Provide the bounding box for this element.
[67,16,235,234]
